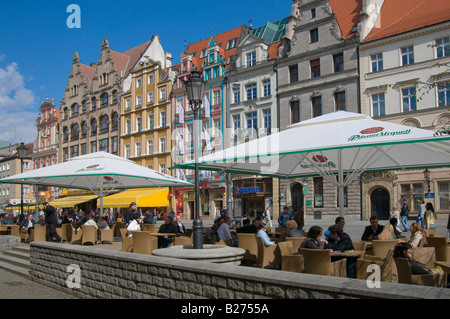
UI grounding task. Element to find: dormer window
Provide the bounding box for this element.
[200,49,206,58]
[247,52,256,67]
[227,38,238,50]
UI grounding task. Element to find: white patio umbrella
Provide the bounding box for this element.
[0,151,193,213]
[173,111,450,216]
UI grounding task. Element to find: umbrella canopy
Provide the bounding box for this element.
[173,111,450,216]
[0,151,193,212]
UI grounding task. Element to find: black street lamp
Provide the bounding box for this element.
[16,142,27,218]
[423,168,431,193]
[184,70,206,249]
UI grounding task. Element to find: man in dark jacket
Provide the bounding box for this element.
[400,200,410,232]
[124,202,139,224]
[361,216,384,241]
[325,225,356,278]
[157,215,178,248]
[44,202,61,242]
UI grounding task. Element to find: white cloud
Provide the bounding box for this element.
[0,111,37,144]
[0,62,36,109]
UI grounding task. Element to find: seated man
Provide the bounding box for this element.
[325,225,356,278]
[158,215,178,248]
[361,216,384,241]
[217,217,237,246]
[236,218,259,234]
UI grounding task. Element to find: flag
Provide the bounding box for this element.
[177,132,184,155]
[178,100,184,123]
[177,169,186,181]
[202,170,211,180]
[204,94,210,118]
[204,127,212,151]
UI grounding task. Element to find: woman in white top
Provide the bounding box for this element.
[409,222,427,248]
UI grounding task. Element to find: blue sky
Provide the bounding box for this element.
[0,0,291,145]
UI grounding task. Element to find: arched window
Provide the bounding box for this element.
[112,90,118,104]
[81,121,87,138]
[100,115,109,134]
[91,118,97,136]
[100,93,109,107]
[63,107,69,119]
[91,97,97,111]
[63,127,69,143]
[81,100,87,113]
[111,112,118,131]
[71,103,79,116]
[71,123,79,140]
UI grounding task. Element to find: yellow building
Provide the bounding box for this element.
[120,57,175,212]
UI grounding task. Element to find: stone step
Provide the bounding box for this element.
[2,249,30,261]
[0,248,31,279]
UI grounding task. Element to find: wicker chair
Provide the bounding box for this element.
[141,224,156,233]
[356,249,396,282]
[114,222,127,237]
[0,225,8,235]
[394,257,447,287]
[120,228,133,252]
[285,237,305,252]
[372,240,398,258]
[31,224,47,242]
[425,236,449,262]
[70,224,82,244]
[301,248,347,277]
[278,241,304,273]
[56,224,71,243]
[173,231,193,246]
[424,229,437,237]
[352,241,368,252]
[255,236,280,269]
[81,225,97,245]
[237,233,258,264]
[9,225,20,238]
[132,232,158,255]
[100,224,116,244]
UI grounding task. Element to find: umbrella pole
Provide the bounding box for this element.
[338,149,345,217]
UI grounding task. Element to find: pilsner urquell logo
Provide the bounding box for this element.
[300,155,336,169]
[75,164,105,172]
[348,127,411,142]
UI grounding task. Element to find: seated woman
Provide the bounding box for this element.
[282,220,304,241]
[393,242,433,275]
[298,226,327,253]
[257,223,275,247]
[376,223,397,240]
[409,222,427,248]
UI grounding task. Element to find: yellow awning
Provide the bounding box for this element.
[49,195,98,208]
[98,188,169,208]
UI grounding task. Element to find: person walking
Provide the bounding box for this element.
[416,200,425,229]
[43,201,61,243]
[400,199,410,232]
[263,206,273,230]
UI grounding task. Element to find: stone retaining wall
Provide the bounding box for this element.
[0,236,20,251]
[29,242,450,299]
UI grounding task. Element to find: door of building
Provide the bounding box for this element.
[291,183,304,214]
[245,198,264,219]
[370,188,390,220]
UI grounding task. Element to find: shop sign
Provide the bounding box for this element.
[235,186,260,195]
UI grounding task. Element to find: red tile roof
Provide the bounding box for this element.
[364,0,450,43]
[329,0,362,39]
[80,63,96,87]
[187,25,245,69]
[268,41,282,60]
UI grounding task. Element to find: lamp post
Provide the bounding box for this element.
[184,70,206,249]
[16,142,27,219]
[423,168,431,193]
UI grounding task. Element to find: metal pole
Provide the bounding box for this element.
[20,159,24,218]
[193,105,203,249]
[338,149,345,217]
[225,75,233,219]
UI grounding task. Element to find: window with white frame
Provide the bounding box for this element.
[159,163,166,174]
[233,115,241,134]
[263,109,271,134]
[187,124,193,144]
[401,46,414,65]
[125,98,131,110]
[147,92,153,104]
[371,93,386,116]
[227,38,238,50]
[370,53,383,72]
[136,117,142,132]
[148,74,154,84]
[124,144,130,159]
[135,142,141,157]
[263,79,271,97]
[136,95,142,107]
[213,118,221,136]
[147,139,153,155]
[160,87,166,101]
[402,87,417,112]
[436,36,450,58]
[159,137,166,153]
[148,114,154,130]
[246,112,257,137]
[213,89,220,105]
[233,86,240,103]
[437,81,450,107]
[246,83,257,100]
[246,51,256,67]
[136,78,142,88]
[126,119,131,134]
[160,111,167,127]
[437,181,450,210]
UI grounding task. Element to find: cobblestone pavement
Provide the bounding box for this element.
[0,268,76,299]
